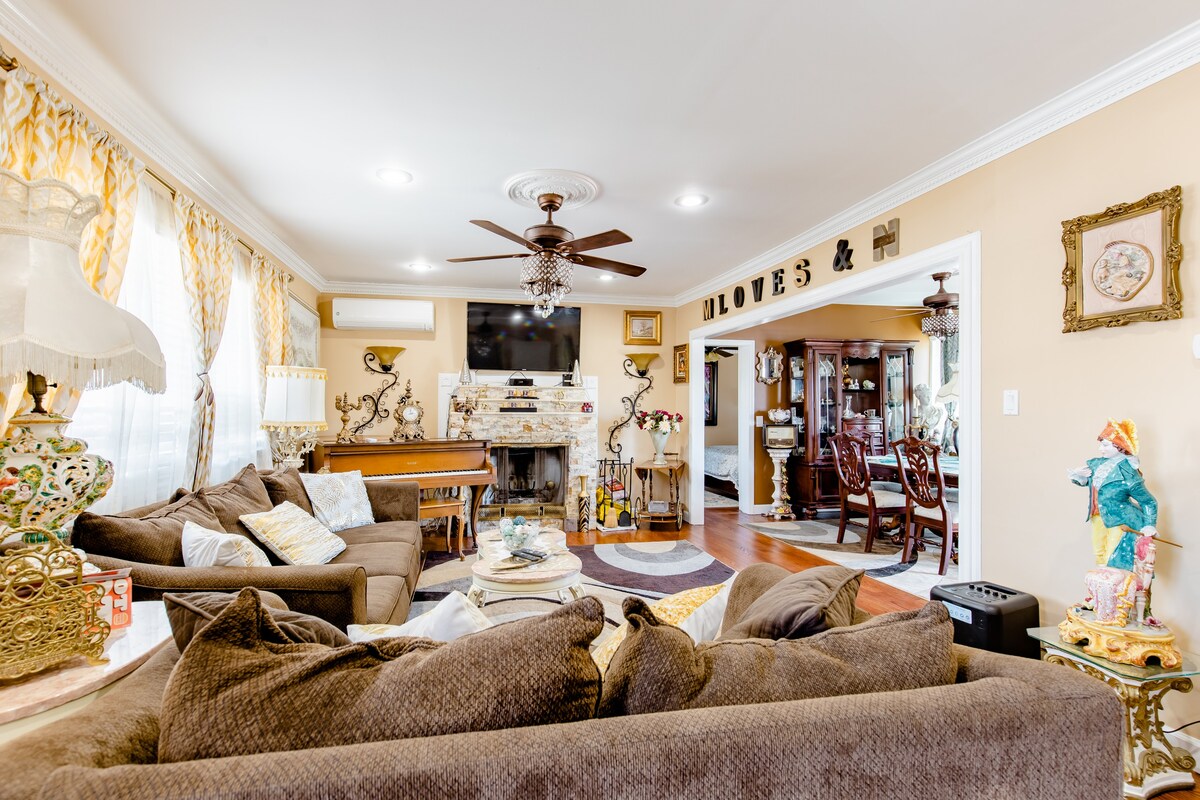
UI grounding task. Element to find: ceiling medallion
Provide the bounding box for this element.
[504,169,600,210]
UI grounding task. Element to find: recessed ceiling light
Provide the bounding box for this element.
[376,167,413,185]
[674,193,709,208]
[598,274,615,281]
[408,262,433,271]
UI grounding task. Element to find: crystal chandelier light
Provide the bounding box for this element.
[920,308,960,339]
[520,250,574,317]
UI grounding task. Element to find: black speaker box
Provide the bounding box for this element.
[930,581,1040,659]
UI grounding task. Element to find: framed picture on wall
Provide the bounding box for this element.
[624,310,662,345]
[289,295,320,367]
[673,344,688,383]
[704,361,717,426]
[1061,185,1182,333]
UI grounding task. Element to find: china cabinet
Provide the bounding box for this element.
[782,338,915,518]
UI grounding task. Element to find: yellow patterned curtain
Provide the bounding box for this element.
[250,253,293,412]
[0,66,142,425]
[175,193,235,490]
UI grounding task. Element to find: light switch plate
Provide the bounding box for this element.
[755,414,764,427]
[1003,389,1019,416]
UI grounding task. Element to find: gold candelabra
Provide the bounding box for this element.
[334,392,363,443]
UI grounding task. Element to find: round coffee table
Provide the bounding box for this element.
[467,528,585,607]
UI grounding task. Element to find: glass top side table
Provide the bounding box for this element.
[1028,626,1198,799]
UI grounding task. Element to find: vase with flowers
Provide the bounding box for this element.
[636,409,683,466]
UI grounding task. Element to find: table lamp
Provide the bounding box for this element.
[261,365,328,468]
[0,170,166,543]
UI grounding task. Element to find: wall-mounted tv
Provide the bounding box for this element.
[466,302,581,373]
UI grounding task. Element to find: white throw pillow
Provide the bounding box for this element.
[181,520,271,568]
[676,581,732,643]
[348,591,492,643]
[239,501,347,566]
[299,470,374,532]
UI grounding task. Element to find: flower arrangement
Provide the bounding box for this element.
[635,409,683,434]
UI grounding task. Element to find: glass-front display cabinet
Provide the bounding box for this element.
[782,338,915,518]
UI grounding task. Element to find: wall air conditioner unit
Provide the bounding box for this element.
[331,298,435,332]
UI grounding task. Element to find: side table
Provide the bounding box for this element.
[1028,626,1198,799]
[632,459,686,530]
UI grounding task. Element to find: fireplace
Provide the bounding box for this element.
[480,443,568,526]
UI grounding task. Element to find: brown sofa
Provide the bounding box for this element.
[71,465,423,627]
[0,564,1123,800]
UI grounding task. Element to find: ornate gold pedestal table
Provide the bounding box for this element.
[1028,627,1198,799]
[467,529,584,607]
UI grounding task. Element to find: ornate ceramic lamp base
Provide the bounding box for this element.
[1059,606,1182,669]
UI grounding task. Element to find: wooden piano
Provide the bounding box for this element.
[308,438,494,558]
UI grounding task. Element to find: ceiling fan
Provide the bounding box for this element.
[871,272,960,339]
[705,346,736,362]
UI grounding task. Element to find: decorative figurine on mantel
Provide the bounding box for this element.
[1060,419,1182,668]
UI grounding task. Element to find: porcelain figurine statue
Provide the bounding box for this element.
[1060,419,1182,667]
[910,384,944,442]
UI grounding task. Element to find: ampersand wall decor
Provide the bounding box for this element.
[833,239,854,272]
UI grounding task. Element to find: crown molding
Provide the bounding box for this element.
[0,0,329,292]
[319,279,669,307]
[670,20,1200,308]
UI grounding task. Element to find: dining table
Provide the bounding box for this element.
[867,453,960,488]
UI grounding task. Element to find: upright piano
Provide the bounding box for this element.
[308,438,494,553]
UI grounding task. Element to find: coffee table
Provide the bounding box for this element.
[466,528,585,607]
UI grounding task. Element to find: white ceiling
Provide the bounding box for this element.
[32,1,1200,302]
[850,272,961,309]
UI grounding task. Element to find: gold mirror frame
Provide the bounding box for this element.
[755,346,784,385]
[1061,185,1183,333]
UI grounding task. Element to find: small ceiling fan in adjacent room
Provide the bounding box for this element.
[705,346,737,362]
[447,192,648,317]
[871,271,960,339]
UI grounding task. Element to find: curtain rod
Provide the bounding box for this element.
[0,44,292,282]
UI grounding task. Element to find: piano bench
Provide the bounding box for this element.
[420,499,469,561]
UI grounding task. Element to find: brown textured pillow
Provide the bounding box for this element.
[198,463,274,534]
[158,588,604,762]
[718,565,864,641]
[600,598,955,718]
[260,466,315,515]
[72,493,223,566]
[163,591,350,653]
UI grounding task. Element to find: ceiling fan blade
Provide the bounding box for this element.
[557,229,632,254]
[871,310,929,323]
[571,254,647,277]
[445,253,527,263]
[469,220,538,251]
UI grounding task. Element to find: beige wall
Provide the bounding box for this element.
[318,297,677,465]
[704,352,740,447]
[671,64,1200,727]
[720,305,927,504]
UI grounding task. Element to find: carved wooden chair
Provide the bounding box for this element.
[891,436,959,575]
[830,432,906,553]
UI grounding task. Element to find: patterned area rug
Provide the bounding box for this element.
[703,490,739,508]
[743,518,958,599]
[413,540,736,627]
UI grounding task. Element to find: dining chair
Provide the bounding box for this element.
[891,436,959,575]
[830,432,906,553]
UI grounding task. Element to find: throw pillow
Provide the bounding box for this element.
[717,565,864,641]
[163,590,350,653]
[197,463,274,534]
[591,582,728,672]
[260,466,315,515]
[158,588,604,761]
[71,492,224,566]
[181,520,271,568]
[239,501,347,565]
[348,591,492,642]
[299,470,374,532]
[600,598,956,718]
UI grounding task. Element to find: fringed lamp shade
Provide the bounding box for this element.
[262,366,328,469]
[0,170,165,394]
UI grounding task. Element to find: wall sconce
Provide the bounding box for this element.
[352,346,406,436]
[626,352,659,377]
[606,353,658,459]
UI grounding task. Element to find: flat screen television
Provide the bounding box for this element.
[466,302,581,373]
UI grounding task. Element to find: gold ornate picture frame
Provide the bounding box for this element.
[1061,185,1182,333]
[624,310,662,345]
[673,344,688,383]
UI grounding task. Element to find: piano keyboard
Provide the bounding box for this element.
[365,468,490,480]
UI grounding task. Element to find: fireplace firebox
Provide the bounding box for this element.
[479,443,568,526]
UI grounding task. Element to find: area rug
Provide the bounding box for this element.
[412,540,736,627]
[743,518,958,598]
[703,489,739,508]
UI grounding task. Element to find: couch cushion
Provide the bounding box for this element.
[330,541,417,578]
[259,466,314,515]
[158,588,604,762]
[366,575,408,625]
[198,463,274,534]
[163,590,350,652]
[718,565,864,641]
[72,492,223,566]
[337,520,422,547]
[600,599,955,717]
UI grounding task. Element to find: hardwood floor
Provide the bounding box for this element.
[566,506,924,616]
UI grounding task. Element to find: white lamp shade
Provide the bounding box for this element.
[0,170,165,393]
[263,366,328,429]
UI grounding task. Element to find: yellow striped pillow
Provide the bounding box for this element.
[592,582,726,672]
[239,502,346,566]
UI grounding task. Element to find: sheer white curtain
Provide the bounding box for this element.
[70,178,195,512]
[208,247,272,482]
